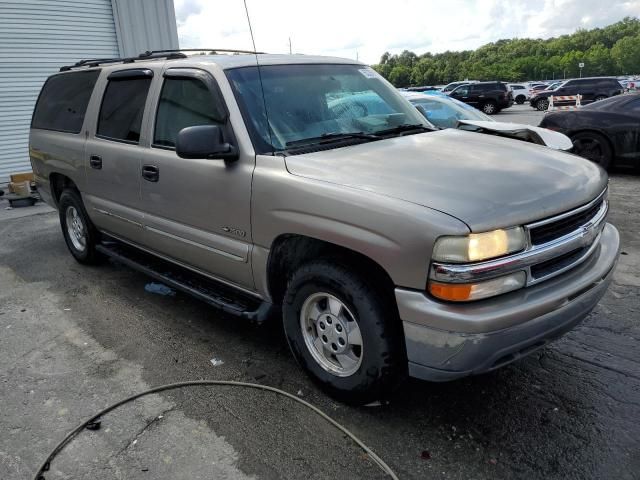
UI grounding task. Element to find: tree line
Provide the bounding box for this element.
[372,17,640,87]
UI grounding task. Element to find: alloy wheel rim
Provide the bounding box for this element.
[299,292,363,377]
[484,103,495,114]
[66,206,87,252]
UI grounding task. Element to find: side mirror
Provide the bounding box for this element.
[176,125,238,160]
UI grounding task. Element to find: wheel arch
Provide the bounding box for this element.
[569,129,617,157]
[266,234,397,309]
[49,172,80,208]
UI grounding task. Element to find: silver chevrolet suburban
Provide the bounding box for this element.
[30,51,619,404]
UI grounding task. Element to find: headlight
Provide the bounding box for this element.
[432,227,526,263]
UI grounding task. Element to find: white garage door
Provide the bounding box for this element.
[0,0,121,183]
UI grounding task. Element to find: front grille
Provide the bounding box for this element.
[530,247,588,279]
[529,198,603,245]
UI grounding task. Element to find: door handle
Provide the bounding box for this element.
[142,164,159,182]
[89,155,102,169]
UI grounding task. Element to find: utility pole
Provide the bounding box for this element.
[288,37,292,54]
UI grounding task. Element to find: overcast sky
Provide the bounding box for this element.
[173,0,640,64]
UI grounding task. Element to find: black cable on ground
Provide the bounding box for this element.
[33,380,399,480]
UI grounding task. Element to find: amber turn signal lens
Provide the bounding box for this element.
[428,282,473,301]
[428,272,527,302]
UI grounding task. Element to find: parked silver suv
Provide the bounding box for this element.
[30,52,619,404]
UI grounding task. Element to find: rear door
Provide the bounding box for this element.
[466,85,483,106]
[84,68,156,244]
[612,98,640,167]
[576,79,597,103]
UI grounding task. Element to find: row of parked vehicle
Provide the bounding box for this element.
[411,77,628,112]
[398,84,639,171]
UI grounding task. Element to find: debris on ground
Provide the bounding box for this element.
[420,450,431,460]
[144,282,175,297]
[210,358,224,367]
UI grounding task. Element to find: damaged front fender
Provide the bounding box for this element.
[457,120,573,151]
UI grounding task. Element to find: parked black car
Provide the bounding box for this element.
[530,77,623,111]
[539,94,640,170]
[449,81,513,114]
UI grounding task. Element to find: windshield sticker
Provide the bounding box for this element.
[358,68,379,79]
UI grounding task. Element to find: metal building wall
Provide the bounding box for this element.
[111,0,179,57]
[0,0,179,184]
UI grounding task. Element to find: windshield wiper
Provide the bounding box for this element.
[374,124,434,136]
[285,131,379,148]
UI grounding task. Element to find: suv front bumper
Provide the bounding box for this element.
[397,223,619,382]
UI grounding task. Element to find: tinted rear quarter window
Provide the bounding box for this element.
[32,70,99,133]
[97,75,152,143]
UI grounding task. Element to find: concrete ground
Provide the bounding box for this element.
[494,102,545,125]
[1,173,639,480]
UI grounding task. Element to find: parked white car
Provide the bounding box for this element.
[400,91,572,150]
[507,84,530,104]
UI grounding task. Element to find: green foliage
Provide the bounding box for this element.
[374,17,640,86]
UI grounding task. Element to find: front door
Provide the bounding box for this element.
[84,68,156,245]
[139,68,255,290]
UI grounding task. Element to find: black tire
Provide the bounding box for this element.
[515,95,526,104]
[58,189,102,264]
[593,95,607,102]
[283,259,406,405]
[535,98,549,111]
[571,131,613,170]
[481,101,498,115]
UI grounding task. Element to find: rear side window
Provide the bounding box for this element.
[32,70,99,133]
[153,77,225,148]
[97,74,152,143]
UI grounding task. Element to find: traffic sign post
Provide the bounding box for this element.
[579,62,584,78]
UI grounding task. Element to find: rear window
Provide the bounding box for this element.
[97,76,152,143]
[31,70,99,133]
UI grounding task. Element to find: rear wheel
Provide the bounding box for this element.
[59,189,102,264]
[571,131,612,170]
[515,95,526,104]
[593,95,607,102]
[283,260,406,405]
[535,98,549,111]
[481,101,498,115]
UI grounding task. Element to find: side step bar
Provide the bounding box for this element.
[96,240,277,324]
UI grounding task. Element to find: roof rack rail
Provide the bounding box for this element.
[59,51,187,72]
[141,48,267,56]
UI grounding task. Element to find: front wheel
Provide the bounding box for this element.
[515,95,526,104]
[283,260,406,405]
[593,95,607,102]
[59,189,102,264]
[571,132,613,170]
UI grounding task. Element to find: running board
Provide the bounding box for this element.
[95,240,276,324]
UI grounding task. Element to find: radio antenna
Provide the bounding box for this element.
[243,0,275,151]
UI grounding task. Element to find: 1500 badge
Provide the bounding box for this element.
[222,226,246,238]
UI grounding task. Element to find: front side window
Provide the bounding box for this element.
[32,70,99,133]
[154,77,225,148]
[97,76,152,143]
[226,64,428,154]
